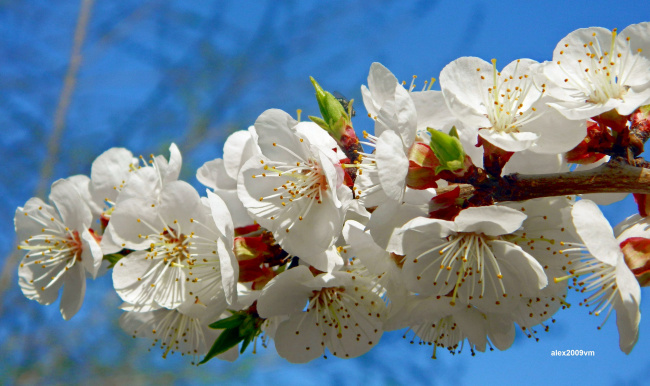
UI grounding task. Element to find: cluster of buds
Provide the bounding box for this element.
[14,22,650,364]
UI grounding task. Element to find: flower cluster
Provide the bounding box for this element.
[15,22,650,363]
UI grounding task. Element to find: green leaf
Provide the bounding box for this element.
[448,125,459,139]
[198,328,244,365]
[240,334,253,354]
[308,115,328,131]
[208,313,246,330]
[103,253,125,269]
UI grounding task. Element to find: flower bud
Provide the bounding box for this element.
[428,185,464,221]
[427,127,467,175]
[234,236,268,263]
[620,237,650,287]
[565,121,609,164]
[309,77,363,172]
[633,193,649,217]
[476,133,514,177]
[309,76,350,141]
[405,142,441,189]
[630,104,650,155]
[593,109,629,133]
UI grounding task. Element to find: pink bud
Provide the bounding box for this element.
[405,142,442,190]
[620,237,650,287]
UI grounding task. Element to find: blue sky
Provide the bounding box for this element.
[1,1,649,384]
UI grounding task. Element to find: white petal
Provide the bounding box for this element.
[478,129,539,153]
[89,147,136,209]
[364,62,399,116]
[212,187,252,229]
[572,199,622,266]
[455,307,488,352]
[454,206,526,236]
[296,121,338,153]
[274,312,324,363]
[254,109,306,163]
[525,108,587,154]
[615,215,650,239]
[18,258,62,305]
[342,220,391,275]
[217,237,238,307]
[299,245,344,273]
[60,263,86,320]
[502,151,566,175]
[257,266,315,318]
[410,90,449,131]
[548,99,620,121]
[197,158,235,191]
[49,178,92,232]
[223,130,256,181]
[489,240,548,294]
[376,130,409,202]
[158,180,203,231]
[617,87,650,115]
[615,256,641,354]
[207,190,234,239]
[487,313,515,351]
[14,198,53,242]
[367,201,429,253]
[440,57,493,128]
[81,229,103,279]
[162,143,182,184]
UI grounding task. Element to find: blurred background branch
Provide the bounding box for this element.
[1,1,649,384]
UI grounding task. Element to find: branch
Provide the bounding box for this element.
[36,0,94,198]
[437,160,650,203]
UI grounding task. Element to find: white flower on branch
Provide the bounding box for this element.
[256,265,385,363]
[119,300,238,364]
[440,56,585,153]
[544,22,650,120]
[398,205,548,313]
[110,181,235,313]
[557,199,641,353]
[237,109,352,272]
[15,178,103,320]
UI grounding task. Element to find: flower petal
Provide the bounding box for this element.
[454,206,526,236]
[376,130,409,202]
[572,199,622,266]
[60,263,86,320]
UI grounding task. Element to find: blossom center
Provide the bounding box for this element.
[18,213,85,291]
[484,59,541,134]
[415,233,508,306]
[557,29,641,104]
[147,227,193,267]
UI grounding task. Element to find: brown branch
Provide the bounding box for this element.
[437,160,650,203]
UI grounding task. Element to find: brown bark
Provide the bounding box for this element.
[436,160,650,203]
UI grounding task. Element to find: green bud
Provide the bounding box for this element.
[427,127,466,174]
[309,76,349,140]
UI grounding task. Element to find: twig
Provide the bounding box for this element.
[436,160,650,203]
[0,0,94,317]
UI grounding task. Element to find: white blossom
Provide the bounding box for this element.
[16,178,103,320]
